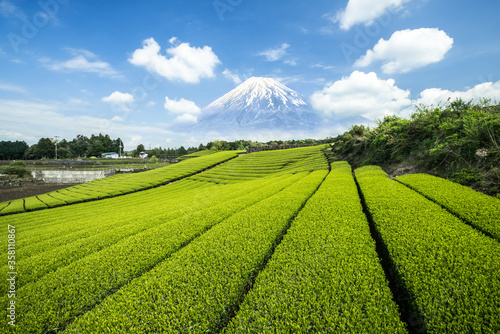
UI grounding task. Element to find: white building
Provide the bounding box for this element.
[101,152,119,159]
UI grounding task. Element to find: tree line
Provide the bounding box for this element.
[1,135,332,161]
[1,134,123,160]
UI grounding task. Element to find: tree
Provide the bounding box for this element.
[137,144,145,153]
[69,135,90,158]
[0,141,29,160]
[36,138,55,159]
[24,144,38,160]
[178,146,187,155]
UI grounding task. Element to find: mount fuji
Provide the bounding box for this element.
[193,77,321,133]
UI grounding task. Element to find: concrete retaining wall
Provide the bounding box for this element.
[32,170,116,184]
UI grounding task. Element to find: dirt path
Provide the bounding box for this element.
[0,184,77,203]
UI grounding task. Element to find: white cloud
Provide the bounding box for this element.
[0,0,26,20]
[111,115,124,122]
[146,101,156,107]
[311,71,411,120]
[0,83,26,94]
[223,69,242,84]
[416,81,500,106]
[44,48,122,79]
[0,99,171,149]
[258,43,290,62]
[355,28,453,74]
[102,91,134,104]
[312,64,335,70]
[336,0,411,30]
[102,91,135,111]
[164,97,200,115]
[128,37,221,84]
[174,113,198,123]
[164,97,201,123]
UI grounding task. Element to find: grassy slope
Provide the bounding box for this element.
[331,100,500,197]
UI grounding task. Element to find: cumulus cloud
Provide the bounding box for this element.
[258,43,290,62]
[43,48,122,79]
[311,71,411,120]
[102,91,135,111]
[416,81,500,106]
[355,28,453,74]
[128,37,221,84]
[336,0,411,30]
[164,97,201,123]
[223,69,242,84]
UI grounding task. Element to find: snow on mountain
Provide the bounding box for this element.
[194,77,321,131]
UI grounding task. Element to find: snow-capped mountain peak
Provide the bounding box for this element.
[205,77,308,112]
[194,77,319,132]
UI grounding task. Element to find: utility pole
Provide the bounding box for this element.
[53,136,59,160]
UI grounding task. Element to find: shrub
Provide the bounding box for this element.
[1,161,31,178]
[449,167,483,185]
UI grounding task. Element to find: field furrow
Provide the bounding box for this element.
[355,166,500,333]
[0,174,305,293]
[0,172,307,333]
[224,162,407,333]
[396,173,500,241]
[63,171,327,333]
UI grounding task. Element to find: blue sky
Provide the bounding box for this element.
[1,0,499,150]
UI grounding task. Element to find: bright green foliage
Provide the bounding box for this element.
[0,198,24,215]
[23,196,47,211]
[64,171,327,333]
[0,151,241,215]
[177,149,217,160]
[225,162,407,333]
[396,173,500,240]
[191,145,329,184]
[333,101,500,196]
[0,201,9,212]
[333,101,500,168]
[0,181,209,294]
[0,170,316,333]
[36,193,66,207]
[355,166,500,333]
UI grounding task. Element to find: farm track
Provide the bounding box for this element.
[0,183,77,203]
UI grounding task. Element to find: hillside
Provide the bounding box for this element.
[1,145,499,333]
[330,99,500,197]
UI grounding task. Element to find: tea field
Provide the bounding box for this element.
[0,145,498,333]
